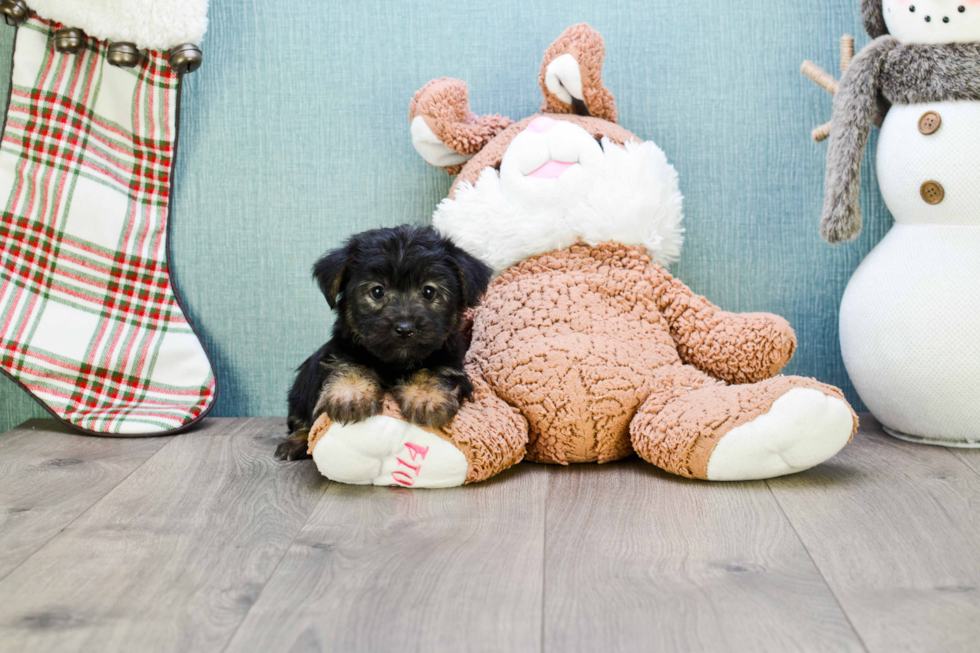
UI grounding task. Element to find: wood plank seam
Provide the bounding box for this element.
[945,448,980,481]
[539,468,551,653]
[217,476,333,653]
[0,418,331,652]
[765,481,871,653]
[0,428,175,585]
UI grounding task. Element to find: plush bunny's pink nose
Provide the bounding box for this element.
[529,116,557,133]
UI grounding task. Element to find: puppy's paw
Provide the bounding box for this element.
[276,431,312,461]
[317,368,384,425]
[395,370,462,430]
[325,395,383,425]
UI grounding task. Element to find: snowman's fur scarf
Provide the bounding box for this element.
[27,0,209,51]
[433,138,685,274]
[861,0,888,39]
[822,35,980,243]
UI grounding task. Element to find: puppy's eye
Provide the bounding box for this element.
[370,286,386,300]
[422,286,437,301]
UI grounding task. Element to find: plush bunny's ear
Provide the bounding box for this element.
[409,79,513,175]
[540,24,618,123]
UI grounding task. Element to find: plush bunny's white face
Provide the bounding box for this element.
[498,117,606,216]
[883,0,980,43]
[432,118,686,274]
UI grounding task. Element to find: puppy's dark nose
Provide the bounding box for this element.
[394,323,416,339]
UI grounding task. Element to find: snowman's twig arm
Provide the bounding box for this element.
[822,36,898,243]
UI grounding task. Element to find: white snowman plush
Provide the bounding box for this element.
[820,0,980,445]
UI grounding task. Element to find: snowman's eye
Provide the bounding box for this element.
[960,6,966,13]
[910,5,916,12]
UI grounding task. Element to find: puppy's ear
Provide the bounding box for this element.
[312,245,353,309]
[451,246,493,309]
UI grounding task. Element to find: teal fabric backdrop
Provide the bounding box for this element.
[0,0,891,434]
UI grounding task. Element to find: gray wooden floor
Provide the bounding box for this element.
[0,416,978,653]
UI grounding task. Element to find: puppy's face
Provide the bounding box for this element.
[344,260,459,362]
[314,226,492,364]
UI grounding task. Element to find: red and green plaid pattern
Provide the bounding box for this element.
[0,17,215,434]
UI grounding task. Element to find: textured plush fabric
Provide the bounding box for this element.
[463,243,852,469]
[822,36,897,243]
[878,43,980,104]
[470,244,683,464]
[651,269,797,385]
[308,242,857,482]
[448,114,639,197]
[409,78,513,171]
[538,23,618,122]
[822,33,980,242]
[861,0,888,40]
[0,1,889,435]
[434,133,684,272]
[27,0,209,50]
[631,375,853,478]
[308,369,528,484]
[404,21,857,479]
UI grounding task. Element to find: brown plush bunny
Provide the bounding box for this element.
[307,25,858,488]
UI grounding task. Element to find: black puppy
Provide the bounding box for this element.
[275,225,493,461]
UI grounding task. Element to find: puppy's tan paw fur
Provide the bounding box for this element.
[316,366,383,425]
[395,370,461,429]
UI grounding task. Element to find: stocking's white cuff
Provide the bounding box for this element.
[26,0,209,51]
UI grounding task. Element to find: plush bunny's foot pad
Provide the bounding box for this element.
[706,388,855,481]
[309,415,468,488]
[307,385,529,488]
[632,376,857,481]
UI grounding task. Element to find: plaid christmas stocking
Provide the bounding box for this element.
[0,1,215,435]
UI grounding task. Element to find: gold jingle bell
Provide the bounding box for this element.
[107,42,141,68]
[54,27,86,54]
[0,0,29,27]
[168,44,203,75]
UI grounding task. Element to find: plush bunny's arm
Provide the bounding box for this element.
[821,36,898,243]
[648,265,797,385]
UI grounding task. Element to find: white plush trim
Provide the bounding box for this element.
[27,0,209,51]
[433,139,685,274]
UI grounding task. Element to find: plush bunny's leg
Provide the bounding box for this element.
[630,369,857,481]
[308,372,528,488]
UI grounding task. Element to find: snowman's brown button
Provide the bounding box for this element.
[920,181,945,205]
[918,111,942,135]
